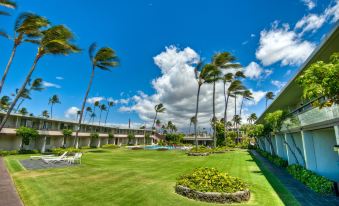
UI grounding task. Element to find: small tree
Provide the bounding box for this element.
[108,133,114,144]
[145,133,151,145]
[62,129,73,148]
[127,132,135,145]
[263,110,285,155]
[16,126,39,150]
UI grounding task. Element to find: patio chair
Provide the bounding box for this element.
[30,152,67,160]
[42,152,68,164]
[65,153,83,164]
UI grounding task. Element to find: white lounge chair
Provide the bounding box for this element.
[65,153,82,164]
[42,152,68,164]
[30,152,67,160]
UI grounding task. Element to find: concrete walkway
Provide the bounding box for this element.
[0,157,23,206]
[251,150,339,206]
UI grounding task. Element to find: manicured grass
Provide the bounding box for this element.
[5,149,299,206]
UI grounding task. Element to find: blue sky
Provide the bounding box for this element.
[0,0,338,129]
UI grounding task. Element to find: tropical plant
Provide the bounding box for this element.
[0,95,10,111]
[84,106,92,123]
[152,103,165,130]
[16,126,39,150]
[74,43,119,148]
[62,128,72,147]
[239,90,253,117]
[48,94,60,119]
[0,25,80,132]
[104,100,114,124]
[247,113,257,124]
[98,103,107,125]
[18,107,28,115]
[0,13,49,93]
[297,52,339,108]
[92,100,100,123]
[15,78,44,111]
[42,110,49,118]
[265,92,275,108]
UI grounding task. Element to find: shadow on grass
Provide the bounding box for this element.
[87,150,110,153]
[249,151,300,206]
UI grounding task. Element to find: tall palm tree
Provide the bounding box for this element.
[0,95,10,111]
[42,110,49,118]
[0,13,49,94]
[0,25,80,132]
[152,103,165,130]
[247,113,257,124]
[84,106,92,123]
[193,62,214,149]
[75,43,119,148]
[155,119,161,127]
[104,101,114,124]
[89,113,96,125]
[188,116,196,135]
[76,110,80,121]
[221,72,233,140]
[224,80,244,142]
[92,101,100,123]
[15,78,44,111]
[18,107,28,115]
[48,95,60,119]
[265,92,275,108]
[239,90,253,117]
[98,104,107,125]
[233,115,241,140]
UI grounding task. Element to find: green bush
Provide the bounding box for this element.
[189,146,212,153]
[0,150,18,156]
[287,164,334,194]
[177,168,248,193]
[90,132,99,139]
[257,148,288,168]
[101,144,119,149]
[16,126,39,146]
[62,129,73,137]
[51,147,81,155]
[18,149,39,154]
[80,146,91,149]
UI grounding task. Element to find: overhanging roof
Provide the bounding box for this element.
[257,22,339,124]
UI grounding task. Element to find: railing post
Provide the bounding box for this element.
[334,125,339,156]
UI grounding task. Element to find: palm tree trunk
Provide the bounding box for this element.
[104,106,111,125]
[92,107,96,125]
[152,112,158,131]
[240,96,244,117]
[212,80,216,148]
[0,53,41,132]
[224,92,230,144]
[223,82,227,143]
[50,104,53,119]
[74,65,96,149]
[188,122,191,135]
[15,98,25,113]
[0,44,18,94]
[84,111,88,123]
[98,109,102,125]
[194,84,201,149]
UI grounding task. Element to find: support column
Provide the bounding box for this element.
[334,125,339,155]
[301,130,317,171]
[135,138,138,145]
[284,133,291,164]
[275,135,280,156]
[41,136,46,153]
[97,138,101,148]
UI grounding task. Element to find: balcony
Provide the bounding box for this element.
[298,104,339,126]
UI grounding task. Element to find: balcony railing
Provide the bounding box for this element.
[298,104,339,126]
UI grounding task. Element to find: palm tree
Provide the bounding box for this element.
[155,119,161,130]
[224,80,244,137]
[42,110,49,118]
[188,116,196,135]
[104,101,114,124]
[239,90,253,117]
[265,92,275,108]
[48,95,60,119]
[0,0,16,38]
[233,115,241,140]
[18,107,28,115]
[84,106,92,123]
[247,113,257,124]
[92,101,100,123]
[221,72,233,141]
[74,43,119,148]
[0,13,49,94]
[14,88,30,112]
[76,110,80,121]
[98,104,107,125]
[0,25,79,132]
[89,113,96,125]
[152,103,165,130]
[15,78,44,111]
[0,95,10,111]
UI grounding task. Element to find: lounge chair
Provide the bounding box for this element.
[42,152,68,164]
[30,152,67,160]
[65,153,82,164]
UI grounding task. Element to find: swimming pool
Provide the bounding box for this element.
[144,145,175,150]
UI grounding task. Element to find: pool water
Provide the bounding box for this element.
[144,145,175,150]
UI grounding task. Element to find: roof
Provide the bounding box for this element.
[256,22,339,124]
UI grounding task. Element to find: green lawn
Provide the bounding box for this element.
[5,149,299,206]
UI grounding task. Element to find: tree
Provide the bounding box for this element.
[16,126,39,150]
[92,100,100,123]
[18,107,28,115]
[74,43,119,148]
[0,13,49,93]
[239,90,253,117]
[104,100,114,124]
[247,113,257,124]
[84,106,92,123]
[152,103,165,130]
[188,116,196,135]
[62,128,72,148]
[15,78,44,111]
[233,114,242,140]
[48,94,60,119]
[76,110,80,121]
[0,95,10,111]
[42,110,49,118]
[0,25,80,132]
[98,103,107,125]
[297,52,339,108]
[263,110,285,155]
[265,92,275,108]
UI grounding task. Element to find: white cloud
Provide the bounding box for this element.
[284,69,292,76]
[119,46,264,129]
[251,34,256,38]
[325,0,339,22]
[42,81,61,89]
[244,62,263,79]
[242,41,248,45]
[87,96,104,104]
[249,90,266,105]
[256,22,315,66]
[55,76,64,80]
[271,80,287,89]
[65,106,79,118]
[301,0,315,10]
[295,14,326,34]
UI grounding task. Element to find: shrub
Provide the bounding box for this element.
[62,129,73,137]
[101,144,119,149]
[0,150,18,156]
[16,126,39,146]
[80,146,91,149]
[189,146,212,153]
[18,149,39,154]
[256,148,288,168]
[177,168,248,193]
[90,132,99,139]
[287,164,334,194]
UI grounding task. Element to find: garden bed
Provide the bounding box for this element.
[187,152,209,156]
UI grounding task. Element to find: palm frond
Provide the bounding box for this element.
[0,0,16,9]
[0,29,10,39]
[0,10,9,15]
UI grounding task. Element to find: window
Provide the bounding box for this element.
[46,137,51,145]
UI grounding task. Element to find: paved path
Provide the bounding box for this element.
[0,157,23,206]
[251,150,339,206]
